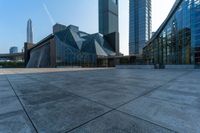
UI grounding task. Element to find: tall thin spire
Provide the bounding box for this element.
[27,19,33,43]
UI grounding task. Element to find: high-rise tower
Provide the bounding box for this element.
[129,0,152,55]
[99,0,119,35]
[27,19,33,43]
[99,0,119,54]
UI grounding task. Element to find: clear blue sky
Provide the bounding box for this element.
[0,0,175,55]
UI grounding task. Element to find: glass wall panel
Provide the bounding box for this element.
[144,0,200,65]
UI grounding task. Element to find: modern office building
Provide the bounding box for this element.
[143,0,200,65]
[25,24,117,68]
[99,0,119,35]
[27,19,33,43]
[129,0,152,55]
[9,47,18,54]
[98,0,120,55]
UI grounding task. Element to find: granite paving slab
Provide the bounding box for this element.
[0,68,199,133]
[24,95,110,133]
[119,97,200,133]
[69,111,175,133]
[0,110,36,133]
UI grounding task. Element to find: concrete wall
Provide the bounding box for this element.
[116,64,197,69]
[116,65,154,69]
[165,65,195,69]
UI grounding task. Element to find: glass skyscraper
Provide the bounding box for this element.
[98,0,120,55]
[129,0,152,55]
[144,0,200,65]
[98,0,119,35]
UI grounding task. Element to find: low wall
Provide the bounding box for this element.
[57,66,82,68]
[164,65,195,69]
[116,64,198,69]
[116,65,154,69]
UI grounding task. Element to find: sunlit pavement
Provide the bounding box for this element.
[0,68,199,133]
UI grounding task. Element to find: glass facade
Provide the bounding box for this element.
[55,26,116,66]
[99,0,119,35]
[129,0,152,55]
[27,24,117,68]
[144,0,200,65]
[55,33,97,67]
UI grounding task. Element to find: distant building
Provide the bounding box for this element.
[129,0,152,55]
[27,19,33,43]
[25,19,34,65]
[143,0,200,65]
[0,53,24,62]
[98,0,120,55]
[0,47,24,62]
[9,47,18,54]
[25,24,117,68]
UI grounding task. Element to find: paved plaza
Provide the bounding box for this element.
[0,68,200,133]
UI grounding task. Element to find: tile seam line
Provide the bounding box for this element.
[113,70,193,110]
[115,110,178,133]
[65,108,177,133]
[63,109,115,133]
[17,70,192,133]
[6,75,39,133]
[100,70,193,132]
[23,74,115,110]
[20,75,118,133]
[7,78,177,133]
[110,70,193,133]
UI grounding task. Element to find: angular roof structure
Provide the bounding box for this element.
[26,24,117,68]
[54,24,116,57]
